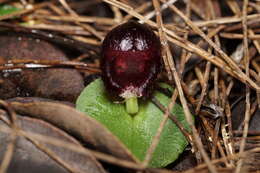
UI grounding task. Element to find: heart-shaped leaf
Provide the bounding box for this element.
[76,79,190,167]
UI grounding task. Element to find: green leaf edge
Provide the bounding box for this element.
[0,4,20,16]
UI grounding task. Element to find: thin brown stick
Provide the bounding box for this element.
[252,60,260,74]
[179,0,191,74]
[224,18,260,32]
[141,0,177,23]
[220,32,260,39]
[59,0,103,40]
[183,25,225,69]
[195,62,211,115]
[249,30,260,108]
[151,97,192,143]
[236,0,251,172]
[224,82,235,157]
[33,14,117,25]
[142,0,177,166]
[191,13,260,28]
[249,30,260,53]
[0,59,100,72]
[110,5,122,23]
[189,1,206,20]
[219,80,234,162]
[24,23,93,36]
[0,100,18,173]
[194,67,205,87]
[72,36,101,46]
[226,0,242,16]
[123,2,151,21]
[48,3,66,15]
[0,129,16,173]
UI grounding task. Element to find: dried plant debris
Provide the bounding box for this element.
[0,0,259,172]
[0,110,106,173]
[6,97,75,107]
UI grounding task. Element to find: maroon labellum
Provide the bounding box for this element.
[101,21,161,114]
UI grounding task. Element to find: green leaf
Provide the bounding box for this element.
[76,79,191,167]
[0,4,20,16]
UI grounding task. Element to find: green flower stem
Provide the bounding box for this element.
[126,97,138,114]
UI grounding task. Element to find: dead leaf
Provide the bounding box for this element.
[0,32,84,102]
[0,111,106,173]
